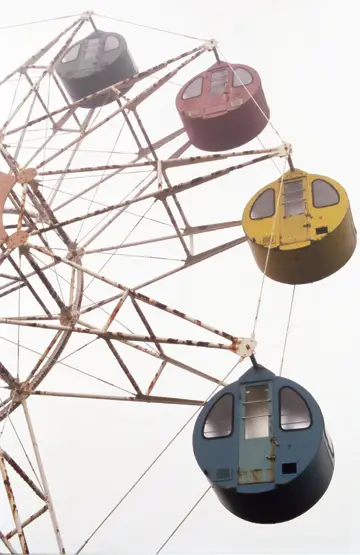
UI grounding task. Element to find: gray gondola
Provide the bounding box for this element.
[193,364,334,524]
[55,30,138,109]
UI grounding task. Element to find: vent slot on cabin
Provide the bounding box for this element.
[316,226,328,235]
[282,462,297,475]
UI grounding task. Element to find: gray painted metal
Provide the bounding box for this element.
[55,30,137,109]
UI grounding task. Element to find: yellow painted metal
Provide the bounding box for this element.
[242,168,357,285]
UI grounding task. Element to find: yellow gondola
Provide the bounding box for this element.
[242,168,357,285]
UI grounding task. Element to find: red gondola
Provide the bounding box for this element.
[176,61,270,152]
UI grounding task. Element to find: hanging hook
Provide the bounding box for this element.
[250,353,259,369]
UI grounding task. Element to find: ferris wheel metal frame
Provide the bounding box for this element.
[0,10,292,554]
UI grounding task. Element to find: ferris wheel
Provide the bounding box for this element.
[0,10,356,555]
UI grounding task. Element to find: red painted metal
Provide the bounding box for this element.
[176,61,270,152]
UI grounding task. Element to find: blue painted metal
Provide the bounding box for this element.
[192,363,335,524]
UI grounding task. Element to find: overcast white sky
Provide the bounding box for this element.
[0,1,359,554]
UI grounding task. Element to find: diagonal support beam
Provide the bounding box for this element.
[0,455,29,554]
[0,362,17,388]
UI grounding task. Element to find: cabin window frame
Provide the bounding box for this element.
[250,188,276,220]
[103,35,120,52]
[232,67,253,88]
[202,393,234,440]
[62,43,81,64]
[278,386,313,432]
[182,76,203,100]
[311,178,340,209]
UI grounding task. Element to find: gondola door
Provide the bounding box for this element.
[203,66,230,117]
[81,34,102,70]
[280,175,310,246]
[238,382,274,485]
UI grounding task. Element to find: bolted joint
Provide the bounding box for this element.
[203,38,218,51]
[17,168,37,184]
[231,337,257,359]
[60,306,80,326]
[66,246,84,262]
[278,142,292,158]
[82,11,95,20]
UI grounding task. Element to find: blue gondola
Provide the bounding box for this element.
[193,361,334,524]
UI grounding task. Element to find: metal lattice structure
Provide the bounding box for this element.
[0,12,291,554]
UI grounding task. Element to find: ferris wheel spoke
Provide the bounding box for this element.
[22,108,94,169]
[31,148,282,240]
[3,314,60,322]
[37,145,284,180]
[133,235,247,290]
[0,319,222,407]
[1,251,53,315]
[0,272,19,281]
[19,248,66,311]
[29,184,73,247]
[83,217,243,255]
[0,330,137,400]
[77,177,157,251]
[35,127,187,215]
[0,247,15,268]
[50,164,154,213]
[19,241,240,341]
[103,337,224,387]
[21,399,66,554]
[0,318,245,351]
[129,106,191,232]
[31,390,203,406]
[0,259,60,299]
[46,113,96,208]
[23,73,57,130]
